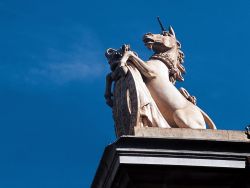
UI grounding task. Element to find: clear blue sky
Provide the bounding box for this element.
[1,0,250,187]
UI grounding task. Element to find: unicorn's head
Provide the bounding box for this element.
[143,26,185,83]
[143,26,180,53]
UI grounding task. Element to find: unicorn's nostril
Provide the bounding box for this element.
[145,32,152,35]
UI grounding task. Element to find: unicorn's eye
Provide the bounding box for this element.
[162,31,170,36]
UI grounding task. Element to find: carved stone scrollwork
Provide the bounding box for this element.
[245,125,250,139]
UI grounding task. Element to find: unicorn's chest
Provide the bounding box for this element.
[145,60,188,109]
[146,60,170,79]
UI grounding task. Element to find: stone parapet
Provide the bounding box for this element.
[91,129,250,188]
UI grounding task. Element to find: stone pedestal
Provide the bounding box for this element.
[91,128,250,188]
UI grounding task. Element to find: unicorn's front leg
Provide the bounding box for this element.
[129,53,156,79]
[120,51,132,67]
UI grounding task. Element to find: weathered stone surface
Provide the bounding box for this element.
[134,127,249,142]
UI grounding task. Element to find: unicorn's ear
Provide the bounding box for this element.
[177,40,181,48]
[169,26,176,37]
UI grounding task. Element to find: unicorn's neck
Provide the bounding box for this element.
[150,47,181,84]
[150,47,178,68]
[166,48,179,63]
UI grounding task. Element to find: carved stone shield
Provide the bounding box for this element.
[113,66,140,137]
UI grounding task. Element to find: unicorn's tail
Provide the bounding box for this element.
[199,108,217,129]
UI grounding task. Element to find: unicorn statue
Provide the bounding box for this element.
[104,18,216,137]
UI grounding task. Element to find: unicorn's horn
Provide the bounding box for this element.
[157,17,166,32]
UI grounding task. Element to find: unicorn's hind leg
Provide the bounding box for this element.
[173,106,206,129]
